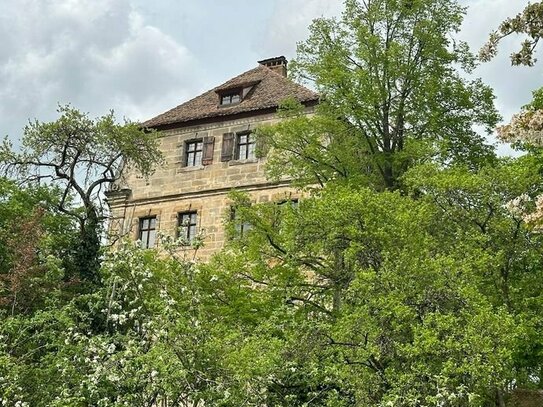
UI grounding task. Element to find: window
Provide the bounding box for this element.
[220,91,241,105]
[178,211,198,242]
[236,132,256,160]
[185,139,203,167]
[230,207,251,237]
[139,216,157,248]
[221,131,262,162]
[278,198,299,209]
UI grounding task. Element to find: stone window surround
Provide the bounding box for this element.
[138,216,157,248]
[184,139,203,167]
[177,210,198,242]
[234,131,256,161]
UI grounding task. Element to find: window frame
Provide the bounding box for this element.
[230,207,252,237]
[235,131,256,160]
[139,216,157,248]
[278,198,299,208]
[219,89,242,106]
[184,139,204,167]
[178,211,198,243]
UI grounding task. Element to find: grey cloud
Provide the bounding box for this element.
[0,0,200,144]
[260,0,343,59]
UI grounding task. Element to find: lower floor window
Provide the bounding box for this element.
[178,211,198,242]
[230,207,252,237]
[278,198,299,208]
[139,216,157,248]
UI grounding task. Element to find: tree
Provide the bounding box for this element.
[406,158,543,391]
[206,1,543,404]
[0,105,163,282]
[258,0,499,191]
[0,178,74,314]
[211,168,543,406]
[480,1,543,66]
[0,237,285,406]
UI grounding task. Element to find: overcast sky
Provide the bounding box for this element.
[1,0,540,155]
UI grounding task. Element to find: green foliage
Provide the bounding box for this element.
[0,105,163,283]
[405,158,543,389]
[0,240,295,406]
[258,0,499,190]
[0,178,76,314]
[214,181,542,405]
[3,1,543,406]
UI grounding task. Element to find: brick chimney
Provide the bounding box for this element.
[258,56,288,77]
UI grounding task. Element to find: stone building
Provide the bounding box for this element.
[106,56,319,259]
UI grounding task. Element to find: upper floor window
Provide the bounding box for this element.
[220,91,241,106]
[183,136,215,167]
[178,211,198,242]
[221,131,262,162]
[139,216,157,248]
[185,139,203,167]
[236,132,256,160]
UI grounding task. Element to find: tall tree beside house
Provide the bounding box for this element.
[210,0,543,405]
[258,0,500,191]
[0,105,163,283]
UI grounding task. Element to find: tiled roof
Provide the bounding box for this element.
[143,64,319,128]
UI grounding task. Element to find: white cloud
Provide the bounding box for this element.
[0,0,199,143]
[262,0,343,59]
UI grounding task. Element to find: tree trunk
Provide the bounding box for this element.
[74,208,102,284]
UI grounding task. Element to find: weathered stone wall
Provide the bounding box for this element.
[508,389,543,407]
[122,112,283,200]
[108,110,305,260]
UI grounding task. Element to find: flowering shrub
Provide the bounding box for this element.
[0,239,261,406]
[497,109,543,147]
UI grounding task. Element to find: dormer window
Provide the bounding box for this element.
[216,81,260,107]
[220,90,241,106]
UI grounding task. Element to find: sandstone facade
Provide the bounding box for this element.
[107,57,318,260]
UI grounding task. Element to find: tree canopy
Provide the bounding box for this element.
[2,1,543,406]
[0,105,163,282]
[258,0,499,191]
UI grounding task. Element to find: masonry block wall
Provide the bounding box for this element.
[107,114,300,260]
[106,56,319,261]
